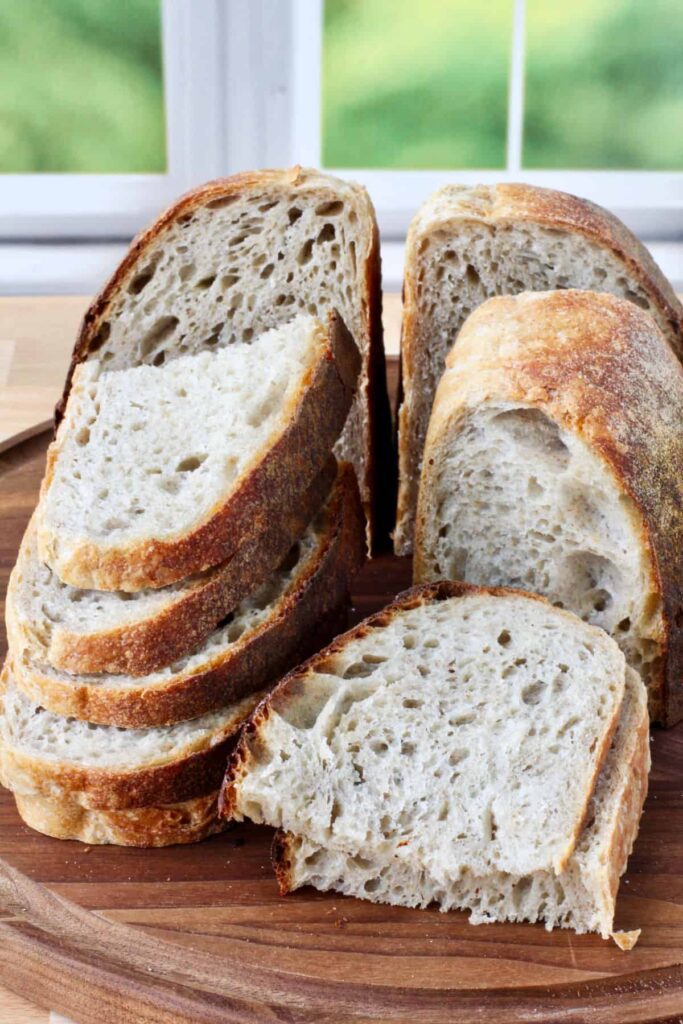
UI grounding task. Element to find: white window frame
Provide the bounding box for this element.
[1,0,681,294]
[290,0,683,242]
[0,0,228,240]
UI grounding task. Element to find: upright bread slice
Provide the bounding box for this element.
[11,463,365,727]
[56,167,394,547]
[272,668,649,940]
[414,291,683,725]
[12,790,225,847]
[7,458,336,677]
[222,582,626,878]
[0,660,261,810]
[395,183,683,553]
[38,311,360,590]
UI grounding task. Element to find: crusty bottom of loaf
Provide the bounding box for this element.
[13,789,225,847]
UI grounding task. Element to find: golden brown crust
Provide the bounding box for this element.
[54,167,391,548]
[395,182,683,555]
[271,829,296,895]
[39,310,360,591]
[13,789,226,847]
[415,290,683,725]
[7,459,336,678]
[12,464,366,727]
[219,579,623,834]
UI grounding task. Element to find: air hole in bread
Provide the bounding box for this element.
[196,274,217,290]
[288,207,302,224]
[316,200,344,216]
[491,408,570,464]
[497,630,511,646]
[205,195,239,210]
[179,263,195,282]
[317,223,336,244]
[140,316,180,359]
[521,681,547,705]
[75,426,90,446]
[176,454,207,473]
[128,268,155,295]
[298,239,314,265]
[260,263,274,279]
[152,350,166,366]
[89,321,111,352]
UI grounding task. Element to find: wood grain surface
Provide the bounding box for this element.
[0,412,682,1023]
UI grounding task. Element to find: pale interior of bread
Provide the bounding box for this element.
[419,403,664,691]
[40,315,324,553]
[280,668,647,938]
[1,669,260,771]
[231,592,626,877]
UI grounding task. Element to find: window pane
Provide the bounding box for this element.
[0,0,166,173]
[322,0,513,170]
[524,0,683,170]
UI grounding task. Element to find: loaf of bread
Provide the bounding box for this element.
[38,313,359,591]
[414,290,683,725]
[221,582,640,935]
[395,183,683,553]
[56,167,394,547]
[11,463,365,727]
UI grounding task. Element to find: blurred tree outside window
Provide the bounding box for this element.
[323,0,683,171]
[0,0,166,173]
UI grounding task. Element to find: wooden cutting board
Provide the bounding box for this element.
[1,423,682,1024]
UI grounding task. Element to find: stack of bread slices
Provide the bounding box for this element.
[0,165,391,845]
[2,309,366,845]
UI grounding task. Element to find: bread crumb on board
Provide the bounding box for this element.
[612,929,641,951]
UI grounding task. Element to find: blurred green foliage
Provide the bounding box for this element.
[323,0,683,171]
[323,0,512,169]
[0,0,165,173]
[524,0,683,169]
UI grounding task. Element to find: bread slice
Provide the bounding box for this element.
[38,311,360,590]
[56,167,394,547]
[272,667,649,940]
[12,789,225,847]
[11,463,365,728]
[222,582,626,878]
[395,183,683,554]
[414,290,683,725]
[7,457,336,677]
[0,660,261,810]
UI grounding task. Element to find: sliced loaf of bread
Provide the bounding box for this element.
[0,660,261,811]
[272,667,649,939]
[414,291,683,725]
[13,789,225,847]
[11,463,365,727]
[38,312,359,590]
[7,458,336,677]
[222,582,627,879]
[395,183,683,554]
[56,167,394,546]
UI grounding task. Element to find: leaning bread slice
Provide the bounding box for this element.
[56,167,394,547]
[7,458,336,677]
[272,668,649,940]
[37,310,360,590]
[0,661,262,810]
[12,789,225,847]
[395,182,683,554]
[414,291,683,726]
[222,582,626,878]
[12,463,365,728]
